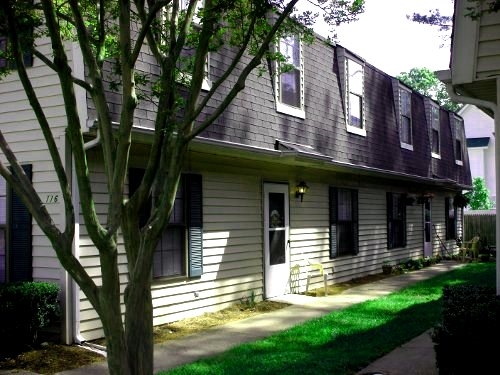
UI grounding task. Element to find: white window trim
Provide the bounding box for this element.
[275,35,305,119]
[454,116,464,166]
[398,87,413,150]
[430,104,440,159]
[345,58,366,136]
[172,1,211,91]
[346,124,367,136]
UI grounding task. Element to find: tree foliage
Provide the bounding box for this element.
[465,177,494,210]
[408,7,452,32]
[397,67,462,112]
[0,1,364,374]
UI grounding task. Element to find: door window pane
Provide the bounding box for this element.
[268,193,284,228]
[269,230,285,265]
[268,192,285,265]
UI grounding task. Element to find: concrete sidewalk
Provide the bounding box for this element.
[8,261,464,375]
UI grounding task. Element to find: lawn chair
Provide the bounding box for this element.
[461,235,481,261]
[305,260,330,296]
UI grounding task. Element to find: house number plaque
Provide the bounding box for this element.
[45,194,60,204]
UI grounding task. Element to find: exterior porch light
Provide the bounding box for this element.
[295,181,309,202]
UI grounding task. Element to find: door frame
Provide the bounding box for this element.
[423,199,433,257]
[263,183,290,298]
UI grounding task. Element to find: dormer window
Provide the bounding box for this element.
[174,0,211,91]
[454,116,464,166]
[275,35,305,119]
[399,88,413,150]
[431,104,440,158]
[346,58,365,136]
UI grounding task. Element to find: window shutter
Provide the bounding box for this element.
[9,164,32,282]
[402,194,407,247]
[352,190,359,255]
[387,192,393,249]
[128,168,150,227]
[329,187,338,258]
[185,174,203,277]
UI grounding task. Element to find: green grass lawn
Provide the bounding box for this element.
[158,262,495,375]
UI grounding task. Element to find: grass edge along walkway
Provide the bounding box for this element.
[159,262,495,375]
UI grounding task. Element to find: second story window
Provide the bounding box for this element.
[0,17,34,69]
[346,58,365,135]
[455,116,464,165]
[431,104,440,158]
[275,35,305,119]
[173,0,211,90]
[399,89,413,149]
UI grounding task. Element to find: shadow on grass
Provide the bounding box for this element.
[161,262,495,375]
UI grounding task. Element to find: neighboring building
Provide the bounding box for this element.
[459,104,496,205]
[0,22,471,343]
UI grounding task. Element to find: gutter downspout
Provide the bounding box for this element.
[72,128,101,345]
[445,81,500,295]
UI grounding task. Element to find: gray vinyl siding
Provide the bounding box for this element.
[78,168,265,339]
[0,38,79,285]
[151,172,263,326]
[476,11,500,79]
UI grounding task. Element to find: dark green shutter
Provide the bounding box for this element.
[128,168,150,227]
[352,190,359,255]
[9,164,32,282]
[329,187,338,258]
[387,192,393,249]
[402,194,407,247]
[185,174,203,277]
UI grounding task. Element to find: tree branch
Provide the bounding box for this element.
[186,0,300,141]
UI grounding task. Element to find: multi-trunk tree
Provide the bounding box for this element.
[0,1,364,374]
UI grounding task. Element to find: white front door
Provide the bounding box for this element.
[424,200,433,257]
[263,183,290,298]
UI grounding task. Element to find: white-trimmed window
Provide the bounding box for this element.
[431,104,440,158]
[399,88,413,150]
[455,116,464,166]
[176,0,211,91]
[346,58,365,136]
[275,35,305,119]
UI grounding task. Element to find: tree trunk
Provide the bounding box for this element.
[125,281,154,375]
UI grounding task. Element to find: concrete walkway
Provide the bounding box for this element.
[2,261,464,375]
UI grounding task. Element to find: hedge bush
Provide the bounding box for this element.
[0,281,61,354]
[432,284,500,374]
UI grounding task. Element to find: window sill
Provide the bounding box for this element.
[346,124,366,137]
[400,143,414,151]
[276,102,306,119]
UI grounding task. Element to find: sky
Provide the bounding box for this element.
[306,0,455,77]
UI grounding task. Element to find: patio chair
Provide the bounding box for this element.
[305,261,330,296]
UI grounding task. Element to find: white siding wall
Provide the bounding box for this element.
[477,11,500,78]
[77,155,458,338]
[0,38,77,284]
[77,168,265,339]
[290,184,428,291]
[151,172,263,326]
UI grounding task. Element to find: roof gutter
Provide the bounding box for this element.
[192,136,469,190]
[72,122,101,346]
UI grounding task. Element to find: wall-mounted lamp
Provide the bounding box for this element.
[295,181,309,202]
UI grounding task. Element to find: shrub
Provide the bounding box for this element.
[0,281,61,354]
[432,284,500,374]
